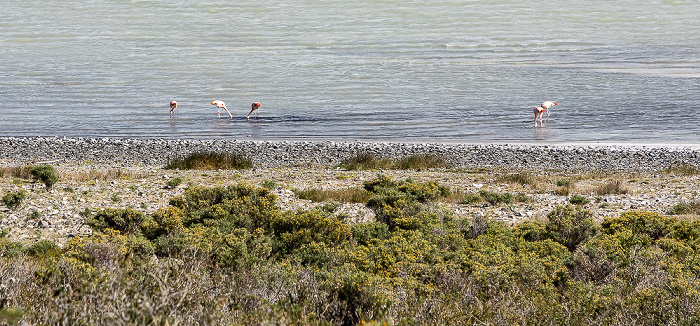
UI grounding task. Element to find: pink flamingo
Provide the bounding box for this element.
[247,102,261,120]
[534,106,546,127]
[169,100,178,118]
[541,101,558,120]
[210,100,233,119]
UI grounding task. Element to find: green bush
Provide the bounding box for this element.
[270,209,351,253]
[515,221,549,242]
[169,184,279,232]
[1,190,26,210]
[601,211,675,241]
[29,165,59,190]
[86,208,148,235]
[0,231,24,257]
[546,205,596,252]
[364,175,450,203]
[669,201,700,215]
[351,222,390,245]
[25,239,61,260]
[568,194,590,205]
[479,189,513,205]
[165,177,183,188]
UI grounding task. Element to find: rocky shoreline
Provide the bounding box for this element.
[1,137,699,246]
[1,136,699,171]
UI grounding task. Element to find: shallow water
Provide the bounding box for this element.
[1,0,699,144]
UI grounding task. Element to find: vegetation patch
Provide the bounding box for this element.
[593,179,631,195]
[569,194,590,205]
[293,187,372,203]
[338,153,447,170]
[499,172,540,187]
[669,200,700,216]
[478,189,513,205]
[665,163,700,176]
[1,190,26,210]
[166,151,253,170]
[5,173,700,325]
[29,165,59,190]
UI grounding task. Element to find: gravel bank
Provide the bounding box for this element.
[1,137,699,171]
[2,137,699,246]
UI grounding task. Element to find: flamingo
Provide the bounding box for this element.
[534,106,545,127]
[169,100,178,118]
[210,100,233,119]
[541,101,558,120]
[247,102,261,120]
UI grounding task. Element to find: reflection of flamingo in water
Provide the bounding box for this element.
[169,100,178,118]
[247,102,261,120]
[534,106,546,127]
[541,101,557,120]
[210,100,233,119]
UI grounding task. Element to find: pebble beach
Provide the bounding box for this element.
[1,136,699,245]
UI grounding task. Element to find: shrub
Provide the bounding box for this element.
[25,239,61,260]
[571,238,618,284]
[29,165,59,190]
[601,211,675,241]
[166,152,253,170]
[141,206,185,239]
[499,173,539,187]
[351,222,390,245]
[85,208,148,235]
[568,194,589,205]
[479,189,513,205]
[169,184,279,232]
[270,209,352,252]
[0,232,24,257]
[364,175,450,202]
[338,153,389,170]
[546,205,596,252]
[515,221,549,242]
[669,201,700,215]
[1,190,26,210]
[594,180,630,195]
[165,177,183,188]
[260,180,278,190]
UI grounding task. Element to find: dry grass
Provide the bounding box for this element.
[499,172,541,187]
[338,153,447,170]
[443,189,482,205]
[0,166,33,179]
[58,169,148,182]
[593,180,631,196]
[293,187,373,203]
[665,164,700,176]
[166,152,253,170]
[1,165,147,182]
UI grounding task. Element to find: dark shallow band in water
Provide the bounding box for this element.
[1,137,699,172]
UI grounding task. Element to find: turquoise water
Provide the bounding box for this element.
[1,0,699,144]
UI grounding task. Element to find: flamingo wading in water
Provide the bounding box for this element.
[247,102,261,120]
[169,100,178,118]
[534,106,546,127]
[541,101,557,120]
[210,100,233,119]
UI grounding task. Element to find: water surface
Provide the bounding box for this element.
[1,0,698,144]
